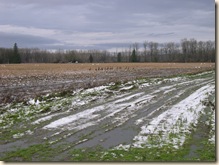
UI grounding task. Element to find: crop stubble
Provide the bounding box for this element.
[0,63,215,103]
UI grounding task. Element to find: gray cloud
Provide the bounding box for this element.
[0,32,62,48]
[148,33,175,37]
[0,0,215,51]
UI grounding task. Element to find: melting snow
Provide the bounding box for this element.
[43,105,104,129]
[28,99,40,105]
[13,133,25,139]
[32,113,61,124]
[124,84,214,148]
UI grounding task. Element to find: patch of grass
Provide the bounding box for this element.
[42,90,73,102]
[120,85,138,92]
[197,141,215,161]
[68,143,193,161]
[182,96,216,162]
[7,113,19,120]
[70,146,104,161]
[40,105,51,113]
[130,84,138,90]
[64,133,188,161]
[81,91,100,98]
[57,90,72,97]
[34,96,43,102]
[183,70,214,79]
[0,129,22,143]
[0,108,7,115]
[108,81,122,90]
[1,143,55,161]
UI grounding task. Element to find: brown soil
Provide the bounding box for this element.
[0,63,215,103]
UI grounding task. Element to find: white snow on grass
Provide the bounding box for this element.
[32,113,62,124]
[114,92,145,104]
[13,132,25,139]
[189,70,214,77]
[44,72,209,133]
[71,99,88,107]
[81,85,108,94]
[43,90,155,131]
[9,108,19,113]
[129,84,214,149]
[163,88,176,94]
[150,84,176,94]
[209,98,215,144]
[163,77,184,83]
[119,85,134,91]
[28,99,41,105]
[43,105,104,129]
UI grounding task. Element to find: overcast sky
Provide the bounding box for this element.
[0,0,215,51]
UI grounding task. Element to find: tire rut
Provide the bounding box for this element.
[0,72,215,160]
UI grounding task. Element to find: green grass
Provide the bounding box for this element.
[40,105,51,113]
[81,91,100,98]
[68,144,191,161]
[197,140,215,161]
[67,134,215,162]
[108,81,122,90]
[2,136,214,162]
[1,143,54,161]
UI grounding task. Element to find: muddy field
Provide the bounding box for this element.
[0,63,215,103]
[0,63,215,161]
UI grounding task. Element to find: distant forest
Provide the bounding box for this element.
[0,38,215,64]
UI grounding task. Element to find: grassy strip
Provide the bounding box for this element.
[68,132,215,161]
[1,143,55,161]
[197,140,215,161]
[1,136,215,162]
[69,145,190,161]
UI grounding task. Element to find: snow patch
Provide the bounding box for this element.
[28,99,40,105]
[120,84,215,149]
[32,113,61,124]
[82,85,107,94]
[43,105,104,129]
[13,132,25,139]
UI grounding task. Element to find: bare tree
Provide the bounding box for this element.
[189,38,197,61]
[166,42,175,61]
[0,38,215,63]
[128,44,132,62]
[181,38,190,62]
[206,40,214,62]
[148,42,154,62]
[148,42,159,62]
[198,41,204,62]
[143,41,148,62]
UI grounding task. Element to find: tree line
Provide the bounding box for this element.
[0,38,215,64]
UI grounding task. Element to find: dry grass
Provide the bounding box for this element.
[0,63,215,103]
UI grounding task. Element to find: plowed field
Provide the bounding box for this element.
[0,63,214,103]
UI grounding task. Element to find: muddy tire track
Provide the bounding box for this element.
[0,71,215,161]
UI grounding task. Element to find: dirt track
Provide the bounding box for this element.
[0,69,215,161]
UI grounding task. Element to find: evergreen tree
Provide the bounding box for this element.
[89,54,93,63]
[12,43,21,63]
[131,49,137,62]
[117,52,122,62]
